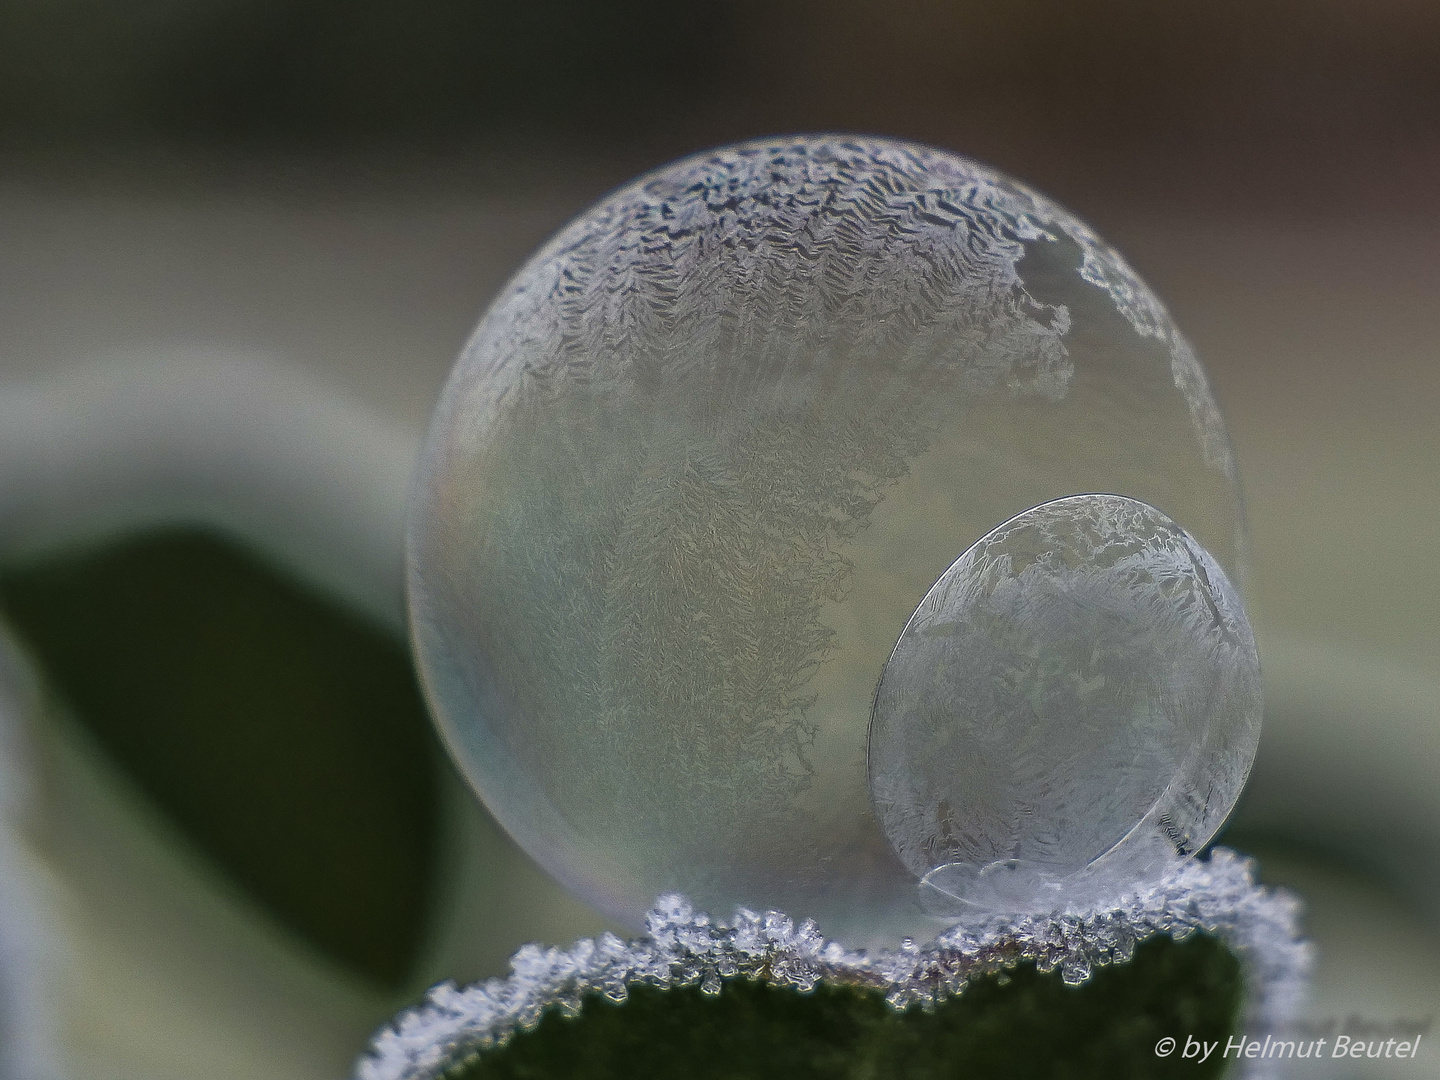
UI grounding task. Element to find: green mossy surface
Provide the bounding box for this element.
[451,932,1242,1080]
[0,526,440,988]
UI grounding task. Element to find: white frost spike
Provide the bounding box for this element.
[355,848,1309,1080]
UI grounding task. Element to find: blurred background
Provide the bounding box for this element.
[0,1,1438,1077]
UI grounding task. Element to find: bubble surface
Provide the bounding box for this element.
[869,494,1261,914]
[408,135,1250,945]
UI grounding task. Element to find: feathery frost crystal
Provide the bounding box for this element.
[408,136,1251,944]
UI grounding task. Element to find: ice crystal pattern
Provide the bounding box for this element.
[870,495,1261,913]
[357,849,1308,1080]
[409,135,1247,944]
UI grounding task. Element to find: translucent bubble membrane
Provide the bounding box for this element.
[408,135,1248,946]
[871,495,1261,914]
[357,851,1310,1080]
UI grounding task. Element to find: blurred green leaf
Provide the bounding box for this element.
[0,527,440,988]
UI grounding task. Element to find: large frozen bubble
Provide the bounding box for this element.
[408,136,1251,947]
[870,494,1261,915]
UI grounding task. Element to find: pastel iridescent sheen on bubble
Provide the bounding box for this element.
[407,135,1250,946]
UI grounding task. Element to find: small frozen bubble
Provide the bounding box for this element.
[869,494,1262,914]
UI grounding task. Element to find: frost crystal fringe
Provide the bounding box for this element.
[357,848,1308,1080]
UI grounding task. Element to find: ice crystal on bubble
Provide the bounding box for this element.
[356,850,1308,1080]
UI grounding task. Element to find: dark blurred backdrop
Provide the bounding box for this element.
[3,0,1439,206]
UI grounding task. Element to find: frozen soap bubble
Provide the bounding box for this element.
[408,136,1252,947]
[870,494,1261,916]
